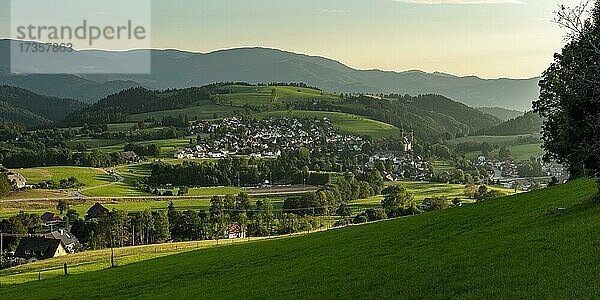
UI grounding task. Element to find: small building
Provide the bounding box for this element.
[6,172,27,189]
[44,229,80,253]
[120,151,141,163]
[40,212,63,226]
[85,202,109,220]
[226,224,246,239]
[14,237,68,262]
[174,148,185,159]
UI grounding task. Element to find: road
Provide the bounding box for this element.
[68,172,125,198]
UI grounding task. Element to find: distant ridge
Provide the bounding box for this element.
[0,39,539,110]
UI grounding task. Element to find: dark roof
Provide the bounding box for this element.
[14,237,63,260]
[86,202,109,219]
[41,212,62,223]
[45,230,80,247]
[227,224,244,234]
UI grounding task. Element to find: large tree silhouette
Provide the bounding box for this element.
[534,1,600,178]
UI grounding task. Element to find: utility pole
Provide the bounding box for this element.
[0,233,3,267]
[110,230,115,268]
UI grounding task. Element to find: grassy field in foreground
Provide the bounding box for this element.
[5,179,591,298]
[256,110,401,139]
[0,239,264,285]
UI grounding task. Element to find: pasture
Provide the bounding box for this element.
[1,179,597,298]
[256,110,401,138]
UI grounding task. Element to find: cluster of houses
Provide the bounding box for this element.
[7,203,110,264]
[367,151,433,181]
[175,117,367,159]
[7,202,247,265]
[475,155,567,191]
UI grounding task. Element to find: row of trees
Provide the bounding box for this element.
[149,152,339,187]
[124,143,161,158]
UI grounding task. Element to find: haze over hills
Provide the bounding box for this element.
[0,40,539,110]
[476,107,524,121]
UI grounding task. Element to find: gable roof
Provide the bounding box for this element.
[14,237,64,260]
[86,202,109,219]
[45,229,80,247]
[41,212,63,223]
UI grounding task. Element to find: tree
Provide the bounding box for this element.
[464,184,479,199]
[381,185,420,217]
[498,147,512,160]
[65,209,79,222]
[548,176,560,187]
[422,196,450,212]
[147,144,161,157]
[336,204,352,217]
[0,173,12,197]
[534,1,600,178]
[56,199,70,214]
[365,208,387,221]
[177,186,189,196]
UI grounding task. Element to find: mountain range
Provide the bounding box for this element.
[0,39,539,110]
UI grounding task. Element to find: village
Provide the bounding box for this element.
[174,116,367,159]
[474,155,567,191]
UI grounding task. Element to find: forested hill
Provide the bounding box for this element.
[0,85,86,124]
[0,101,52,127]
[292,93,501,140]
[479,111,543,136]
[63,84,502,141]
[63,86,216,125]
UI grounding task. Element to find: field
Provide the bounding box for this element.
[220,85,340,107]
[92,137,195,158]
[256,110,401,139]
[9,166,112,187]
[347,181,517,213]
[128,86,340,122]
[449,134,541,145]
[128,104,240,122]
[0,239,264,285]
[1,179,598,298]
[0,176,516,218]
[464,143,545,161]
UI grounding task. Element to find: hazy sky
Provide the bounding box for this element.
[0,0,582,78]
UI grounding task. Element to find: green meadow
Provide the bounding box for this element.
[1,178,597,298]
[256,110,401,139]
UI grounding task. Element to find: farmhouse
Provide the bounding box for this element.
[6,172,27,189]
[86,202,110,220]
[44,229,80,253]
[120,151,141,163]
[40,212,63,226]
[14,237,68,262]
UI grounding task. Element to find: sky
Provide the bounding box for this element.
[0,0,583,79]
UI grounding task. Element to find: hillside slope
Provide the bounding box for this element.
[0,85,86,123]
[480,111,543,136]
[0,101,51,126]
[477,107,524,121]
[2,178,598,299]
